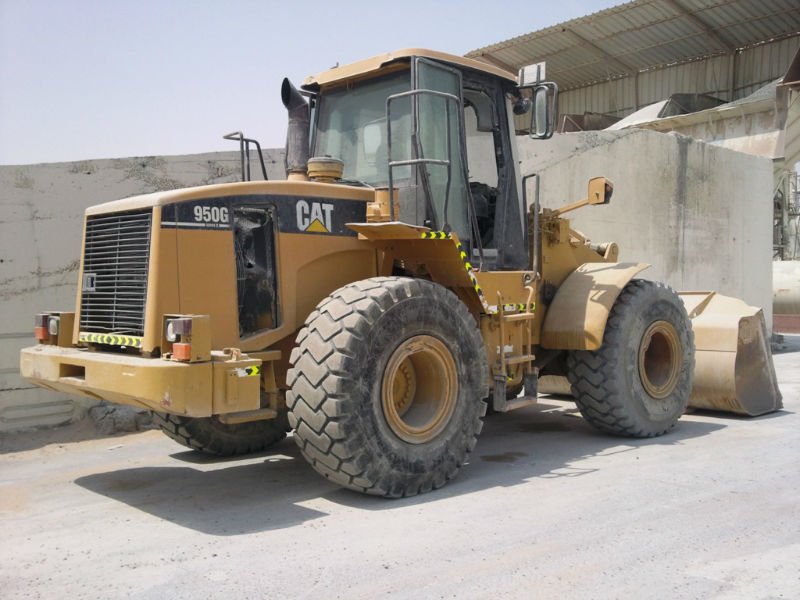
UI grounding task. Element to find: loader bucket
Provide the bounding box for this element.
[680,292,783,416]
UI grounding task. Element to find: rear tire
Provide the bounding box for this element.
[566,279,694,437]
[151,412,288,456]
[286,277,489,497]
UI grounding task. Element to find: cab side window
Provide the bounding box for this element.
[464,91,501,249]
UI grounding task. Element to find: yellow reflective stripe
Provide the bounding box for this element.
[79,332,143,348]
[234,365,261,378]
[487,302,537,316]
[420,231,452,240]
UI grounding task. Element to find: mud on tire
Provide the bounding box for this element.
[151,411,288,456]
[566,279,694,438]
[286,277,489,498]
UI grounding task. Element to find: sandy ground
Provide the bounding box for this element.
[1,337,798,600]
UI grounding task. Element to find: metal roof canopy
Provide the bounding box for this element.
[467,0,800,93]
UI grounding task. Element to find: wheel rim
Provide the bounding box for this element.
[638,320,682,399]
[382,335,458,444]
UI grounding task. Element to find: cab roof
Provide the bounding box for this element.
[302,48,518,89]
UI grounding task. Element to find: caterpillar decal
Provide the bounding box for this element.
[161,195,366,236]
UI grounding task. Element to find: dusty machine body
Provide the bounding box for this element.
[21,49,781,497]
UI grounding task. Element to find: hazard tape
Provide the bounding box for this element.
[420,231,452,240]
[79,332,143,348]
[235,366,261,378]
[419,231,536,316]
[420,231,489,312]
[488,303,537,314]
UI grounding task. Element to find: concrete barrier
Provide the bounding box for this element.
[517,129,773,324]
[0,150,284,432]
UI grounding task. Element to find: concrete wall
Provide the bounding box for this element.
[0,150,284,432]
[517,129,774,322]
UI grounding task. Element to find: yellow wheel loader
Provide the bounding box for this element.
[20,49,782,497]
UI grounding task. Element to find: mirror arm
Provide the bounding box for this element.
[550,197,590,217]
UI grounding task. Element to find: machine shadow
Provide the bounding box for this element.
[75,438,337,536]
[74,399,725,536]
[327,399,727,509]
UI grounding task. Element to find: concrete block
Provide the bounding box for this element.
[518,130,774,324]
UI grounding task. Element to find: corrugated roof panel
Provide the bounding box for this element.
[467,0,800,92]
[540,35,798,127]
[701,1,800,41]
[580,9,679,43]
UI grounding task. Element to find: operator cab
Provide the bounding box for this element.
[298,49,555,271]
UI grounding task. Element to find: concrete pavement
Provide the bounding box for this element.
[1,337,798,599]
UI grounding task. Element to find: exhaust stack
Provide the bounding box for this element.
[281,78,310,181]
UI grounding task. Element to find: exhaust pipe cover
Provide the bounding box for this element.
[281,78,310,180]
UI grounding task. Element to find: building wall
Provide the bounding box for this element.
[0,150,284,432]
[517,129,774,323]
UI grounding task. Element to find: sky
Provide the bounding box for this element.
[0,0,621,165]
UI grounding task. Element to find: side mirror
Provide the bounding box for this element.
[517,61,559,140]
[526,83,558,140]
[587,177,614,205]
[531,87,549,138]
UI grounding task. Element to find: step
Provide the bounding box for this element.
[503,312,537,322]
[494,395,538,413]
[504,354,536,366]
[218,407,278,425]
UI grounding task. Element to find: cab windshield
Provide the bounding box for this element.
[313,71,410,186]
[312,61,469,244]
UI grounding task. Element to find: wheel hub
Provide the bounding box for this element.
[381,335,458,444]
[638,320,681,399]
[392,361,417,417]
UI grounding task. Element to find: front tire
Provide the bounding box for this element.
[286,277,489,498]
[566,279,694,437]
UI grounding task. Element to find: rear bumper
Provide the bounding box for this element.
[20,345,261,417]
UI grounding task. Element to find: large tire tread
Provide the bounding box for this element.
[151,411,287,456]
[286,277,488,498]
[566,279,694,438]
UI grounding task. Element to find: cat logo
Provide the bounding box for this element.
[296,199,334,233]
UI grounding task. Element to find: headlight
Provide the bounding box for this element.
[165,318,192,342]
[166,319,178,342]
[48,316,60,336]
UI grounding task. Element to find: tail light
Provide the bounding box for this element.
[34,314,49,342]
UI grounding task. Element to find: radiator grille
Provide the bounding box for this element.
[79,209,152,336]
